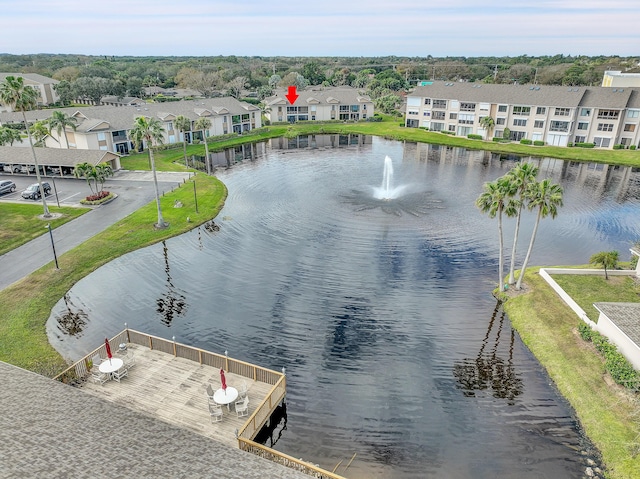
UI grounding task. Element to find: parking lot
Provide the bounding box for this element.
[0,174,93,206]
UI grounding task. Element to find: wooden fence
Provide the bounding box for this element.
[53,328,346,479]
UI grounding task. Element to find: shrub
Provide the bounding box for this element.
[567,142,574,147]
[467,134,483,140]
[80,191,113,205]
[575,142,595,149]
[533,140,545,146]
[579,326,640,389]
[630,145,637,150]
[613,144,624,150]
[520,139,532,145]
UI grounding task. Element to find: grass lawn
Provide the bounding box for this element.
[121,116,640,171]
[552,274,640,322]
[0,173,226,376]
[0,203,90,256]
[505,268,640,479]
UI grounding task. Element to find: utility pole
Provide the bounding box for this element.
[494,64,498,81]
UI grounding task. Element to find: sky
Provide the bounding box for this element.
[1,0,639,58]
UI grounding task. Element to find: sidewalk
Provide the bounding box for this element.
[0,171,192,291]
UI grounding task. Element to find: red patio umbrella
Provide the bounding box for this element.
[220,368,227,391]
[105,338,112,364]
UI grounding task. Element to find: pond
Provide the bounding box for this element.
[48,135,640,478]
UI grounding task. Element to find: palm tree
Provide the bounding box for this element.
[129,116,168,228]
[0,126,22,146]
[30,121,50,147]
[94,163,114,193]
[0,75,50,217]
[505,162,539,285]
[479,115,495,140]
[194,117,212,174]
[476,176,515,291]
[515,179,564,290]
[589,251,619,280]
[47,110,77,148]
[74,162,97,194]
[175,115,192,168]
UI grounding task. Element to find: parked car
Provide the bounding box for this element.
[21,182,51,200]
[2,165,21,173]
[20,165,36,174]
[0,180,17,195]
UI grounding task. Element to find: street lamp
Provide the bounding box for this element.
[46,223,59,269]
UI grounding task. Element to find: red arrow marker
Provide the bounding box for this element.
[285,85,299,104]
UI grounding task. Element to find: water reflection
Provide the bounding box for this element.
[54,293,88,336]
[453,302,523,404]
[155,241,188,326]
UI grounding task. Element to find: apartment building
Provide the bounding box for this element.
[0,73,59,111]
[0,97,261,155]
[264,86,373,123]
[406,81,640,149]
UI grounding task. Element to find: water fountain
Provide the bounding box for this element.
[343,155,442,215]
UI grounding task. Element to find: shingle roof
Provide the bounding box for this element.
[594,302,640,345]
[409,81,640,109]
[0,72,59,84]
[265,86,372,107]
[0,361,309,478]
[0,146,119,167]
[0,98,259,133]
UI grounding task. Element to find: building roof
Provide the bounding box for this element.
[0,146,119,167]
[409,81,640,109]
[0,98,260,133]
[265,85,372,107]
[0,361,309,478]
[594,302,640,345]
[0,72,59,85]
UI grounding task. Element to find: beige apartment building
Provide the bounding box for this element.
[0,73,59,111]
[602,70,640,88]
[264,86,374,123]
[0,98,261,155]
[406,81,640,149]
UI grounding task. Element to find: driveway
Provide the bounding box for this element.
[0,170,193,291]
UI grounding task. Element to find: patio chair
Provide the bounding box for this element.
[123,352,136,370]
[112,367,128,382]
[91,370,109,386]
[209,403,223,423]
[238,380,248,400]
[235,396,249,417]
[205,384,215,401]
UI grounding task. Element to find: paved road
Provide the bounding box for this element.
[0,171,193,291]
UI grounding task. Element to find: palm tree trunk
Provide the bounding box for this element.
[182,134,188,168]
[515,209,542,290]
[149,148,167,228]
[63,129,70,149]
[498,207,504,291]
[508,206,523,284]
[203,129,211,175]
[22,111,51,218]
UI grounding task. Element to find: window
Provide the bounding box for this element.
[424,98,431,105]
[624,124,636,132]
[494,129,503,138]
[536,107,546,115]
[496,117,506,125]
[340,105,349,112]
[232,115,241,124]
[597,123,614,132]
[580,108,591,117]
[594,137,611,148]
[498,105,507,112]
[408,110,419,116]
[298,106,309,113]
[287,106,298,113]
[513,106,531,116]
[577,122,589,130]
[621,138,631,146]
[597,110,619,119]
[449,113,457,120]
[513,118,527,127]
[351,105,359,112]
[457,126,472,136]
[554,108,571,116]
[574,136,586,143]
[458,114,474,125]
[550,121,569,132]
[433,99,447,109]
[627,109,639,118]
[448,124,456,132]
[310,105,316,112]
[534,120,544,128]
[242,114,250,121]
[510,131,527,141]
[298,115,308,121]
[430,122,444,131]
[167,121,174,130]
[97,132,106,141]
[460,102,476,111]
[432,111,446,120]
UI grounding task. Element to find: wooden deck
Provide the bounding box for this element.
[80,343,274,448]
